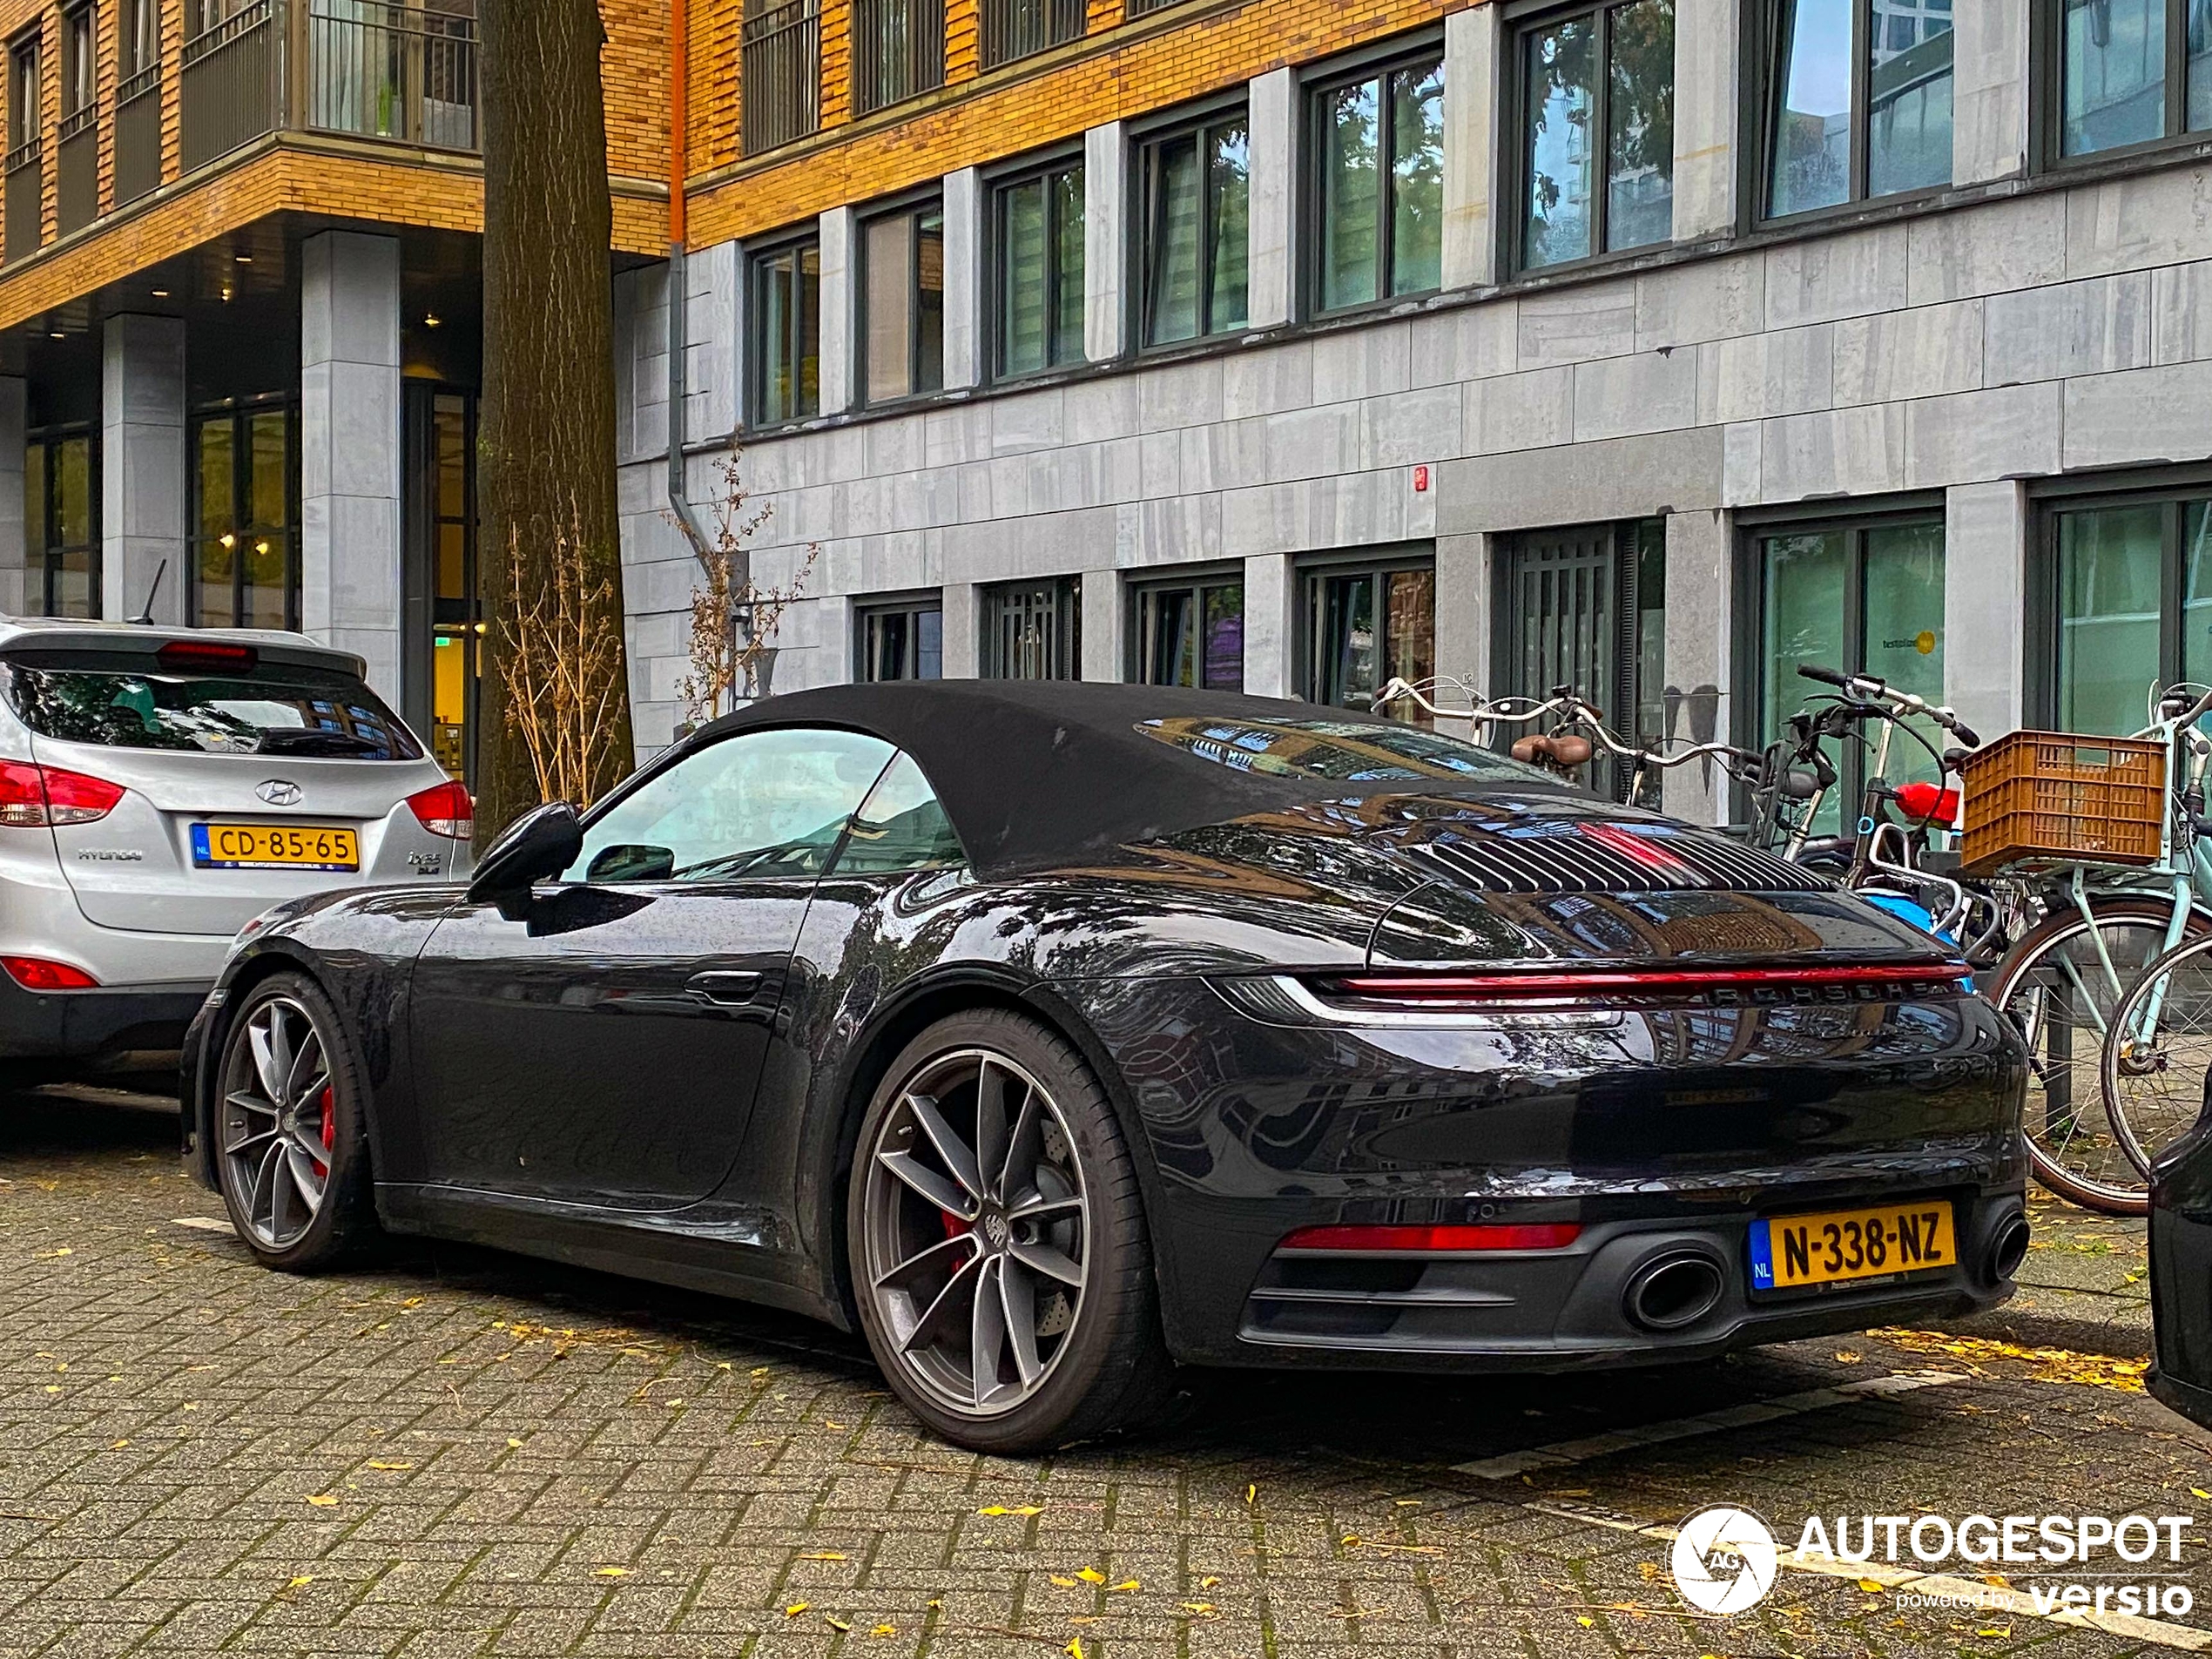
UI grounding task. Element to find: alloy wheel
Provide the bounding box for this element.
[859,1048,1090,1417]
[219,994,337,1250]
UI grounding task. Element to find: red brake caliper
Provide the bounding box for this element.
[314,1086,335,1177]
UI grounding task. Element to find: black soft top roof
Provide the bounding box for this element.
[694,680,1518,877]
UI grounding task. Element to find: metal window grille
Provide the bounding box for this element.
[852,0,942,115]
[980,0,1082,71]
[743,0,820,153]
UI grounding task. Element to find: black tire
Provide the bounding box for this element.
[1987,896,2209,1215]
[212,970,379,1271]
[846,1008,1177,1453]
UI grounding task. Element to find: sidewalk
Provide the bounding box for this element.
[1949,1192,2154,1359]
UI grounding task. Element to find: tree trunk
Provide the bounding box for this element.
[475,0,634,843]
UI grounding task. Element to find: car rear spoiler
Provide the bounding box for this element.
[0,629,368,681]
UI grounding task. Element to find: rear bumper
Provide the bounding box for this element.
[0,974,207,1061]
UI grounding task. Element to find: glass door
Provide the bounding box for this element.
[402,388,480,782]
[192,402,298,629]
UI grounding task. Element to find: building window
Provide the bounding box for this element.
[1518,0,1675,270]
[192,403,300,631]
[26,430,98,618]
[1764,0,1954,219]
[995,157,1084,379]
[6,34,41,266]
[1138,109,1251,347]
[751,234,821,426]
[741,0,820,154]
[1304,556,1434,721]
[1132,572,1244,690]
[122,0,157,77]
[981,0,1083,71]
[862,199,944,406]
[852,0,943,114]
[1751,511,1946,831]
[1496,521,1666,803]
[428,391,478,781]
[61,3,93,119]
[857,597,943,681]
[983,577,1082,679]
[2052,0,2212,158]
[1311,46,1445,314]
[2046,491,2212,734]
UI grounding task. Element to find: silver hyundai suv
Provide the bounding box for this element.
[0,619,469,1072]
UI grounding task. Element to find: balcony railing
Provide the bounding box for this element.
[852,0,942,116]
[3,139,40,265]
[304,0,478,150]
[980,0,1082,71]
[55,105,98,235]
[181,0,479,175]
[113,62,162,206]
[742,0,819,154]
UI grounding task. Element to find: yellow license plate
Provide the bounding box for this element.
[1750,1200,1956,1292]
[192,822,359,872]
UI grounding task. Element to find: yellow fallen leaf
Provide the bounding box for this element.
[43,1386,58,1394]
[1857,1578,1884,1593]
[1180,1602,1216,1615]
[364,1460,412,1471]
[825,1420,845,1429]
[593,1568,630,1578]
[1198,1575,1219,1589]
[1982,1574,2011,1588]
[287,1575,313,1589]
[871,1624,896,1636]
[978,1504,1045,1516]
[1065,1642,1084,1659]
[826,1615,851,1632]
[1050,1575,1077,1588]
[306,1495,339,1507]
[1978,1628,2012,1638]
[1076,1568,1106,1583]
[1244,1484,1257,1504]
[506,1438,523,1449]
[110,1440,129,1450]
[1834,1350,1862,1364]
[784,1602,809,1617]
[1576,1616,1594,1628]
[1109,1579,1139,1592]
[799,1552,846,1561]
[2195,1488,2211,1501]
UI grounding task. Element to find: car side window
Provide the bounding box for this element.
[570,727,896,884]
[826,751,965,877]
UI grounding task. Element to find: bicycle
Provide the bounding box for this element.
[1978,684,2212,1213]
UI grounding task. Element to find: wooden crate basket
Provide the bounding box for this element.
[1958,730,2167,874]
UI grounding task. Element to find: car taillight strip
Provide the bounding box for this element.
[1325,962,1970,1002]
[1279,1223,1582,1253]
[0,761,125,827]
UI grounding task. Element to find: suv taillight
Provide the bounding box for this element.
[0,762,125,827]
[406,780,474,840]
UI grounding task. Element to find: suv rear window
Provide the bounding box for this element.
[1,651,423,760]
[1134,716,1549,785]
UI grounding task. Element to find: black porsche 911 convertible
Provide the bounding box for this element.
[182,681,2030,1452]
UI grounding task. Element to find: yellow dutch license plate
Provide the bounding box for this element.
[192,821,359,872]
[1750,1200,1956,1292]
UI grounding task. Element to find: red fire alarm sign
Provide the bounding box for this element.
[1413,464,1430,492]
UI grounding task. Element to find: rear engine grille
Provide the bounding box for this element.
[1404,820,1833,895]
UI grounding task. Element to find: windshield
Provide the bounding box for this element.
[1134,715,1555,785]
[2,653,423,760]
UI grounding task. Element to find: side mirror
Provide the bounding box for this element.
[466,801,583,903]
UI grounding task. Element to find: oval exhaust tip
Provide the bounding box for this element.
[1623,1251,1726,1332]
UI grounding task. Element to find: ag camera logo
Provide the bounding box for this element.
[1673,1506,1780,1615]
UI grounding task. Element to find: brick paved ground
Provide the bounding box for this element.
[3,1091,2209,1658]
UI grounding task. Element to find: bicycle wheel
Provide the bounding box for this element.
[2104,930,2212,1179]
[1987,896,2204,1214]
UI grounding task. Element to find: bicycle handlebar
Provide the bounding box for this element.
[1372,678,1762,774]
[1795,664,1979,747]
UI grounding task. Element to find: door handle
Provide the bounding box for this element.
[686,969,764,1006]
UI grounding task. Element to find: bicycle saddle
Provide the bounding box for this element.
[1511,732,1595,768]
